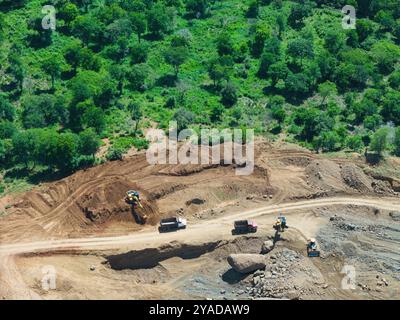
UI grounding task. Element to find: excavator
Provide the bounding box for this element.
[273,215,288,233]
[125,190,147,224]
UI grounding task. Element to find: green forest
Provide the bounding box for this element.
[0,0,400,192]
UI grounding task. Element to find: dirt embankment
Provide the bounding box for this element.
[0,141,398,243]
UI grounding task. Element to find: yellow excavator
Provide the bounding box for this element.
[125,190,147,223]
[273,215,287,233]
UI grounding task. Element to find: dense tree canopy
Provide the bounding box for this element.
[0,0,400,187]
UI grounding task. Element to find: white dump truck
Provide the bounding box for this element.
[159,217,187,232]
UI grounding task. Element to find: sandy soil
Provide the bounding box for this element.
[0,140,399,300]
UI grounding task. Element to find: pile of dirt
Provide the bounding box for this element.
[340,164,373,193]
[305,159,347,193]
[304,160,391,195]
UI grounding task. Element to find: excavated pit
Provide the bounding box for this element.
[106,237,265,270]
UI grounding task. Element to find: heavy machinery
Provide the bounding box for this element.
[125,190,143,208]
[125,190,147,224]
[159,217,187,232]
[273,215,288,233]
[307,238,320,257]
[233,220,258,234]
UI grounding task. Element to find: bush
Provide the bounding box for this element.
[106,147,124,161]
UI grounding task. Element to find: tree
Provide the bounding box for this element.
[313,131,341,152]
[130,13,146,43]
[369,128,389,156]
[147,3,174,37]
[68,70,104,103]
[394,127,400,156]
[77,100,105,133]
[318,81,337,106]
[371,40,400,74]
[216,33,234,56]
[71,15,104,46]
[78,128,100,157]
[173,108,195,131]
[41,54,65,90]
[128,101,143,134]
[288,1,314,29]
[127,64,148,91]
[186,0,210,18]
[0,120,15,140]
[164,43,189,77]
[323,30,346,55]
[250,23,271,58]
[220,82,238,107]
[246,0,259,18]
[381,91,400,125]
[109,64,128,95]
[356,19,375,43]
[345,135,364,152]
[7,52,24,93]
[389,70,400,90]
[287,38,314,65]
[0,96,15,121]
[21,94,68,129]
[11,130,36,169]
[210,103,224,122]
[207,56,233,86]
[285,72,311,97]
[257,53,275,79]
[51,132,79,172]
[130,43,148,64]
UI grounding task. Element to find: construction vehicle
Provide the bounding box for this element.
[125,190,147,224]
[125,190,143,208]
[307,238,320,257]
[273,215,288,233]
[159,217,187,232]
[233,220,258,234]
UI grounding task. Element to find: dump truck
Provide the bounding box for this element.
[159,217,187,232]
[232,220,258,234]
[307,238,320,257]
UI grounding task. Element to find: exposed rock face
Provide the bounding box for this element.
[227,254,266,274]
[261,240,274,254]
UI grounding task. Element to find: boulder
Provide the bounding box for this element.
[389,211,400,221]
[261,240,274,254]
[227,254,266,274]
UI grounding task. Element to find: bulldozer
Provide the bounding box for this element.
[307,238,320,257]
[125,190,147,224]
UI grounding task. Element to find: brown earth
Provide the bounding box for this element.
[0,140,399,300]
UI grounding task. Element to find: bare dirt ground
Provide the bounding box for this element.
[0,140,399,300]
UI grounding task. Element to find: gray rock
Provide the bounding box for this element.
[261,240,274,254]
[227,254,266,274]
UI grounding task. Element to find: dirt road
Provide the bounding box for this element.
[1,196,400,255]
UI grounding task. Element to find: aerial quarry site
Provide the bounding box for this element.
[1,0,400,305]
[0,140,399,300]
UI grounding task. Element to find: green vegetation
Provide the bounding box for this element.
[0,0,400,193]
